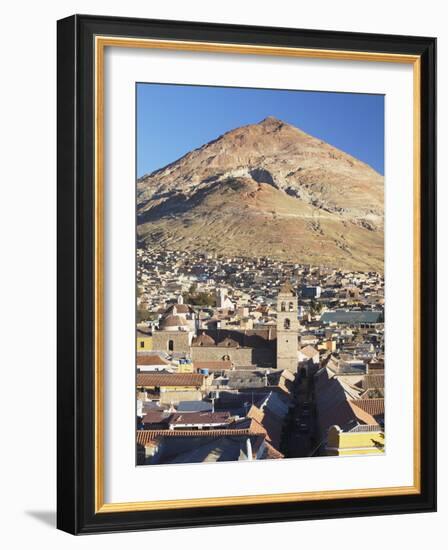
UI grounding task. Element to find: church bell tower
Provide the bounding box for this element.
[276,281,299,372]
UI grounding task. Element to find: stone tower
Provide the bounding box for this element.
[276,281,299,372]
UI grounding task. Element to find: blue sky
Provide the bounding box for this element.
[137,83,384,178]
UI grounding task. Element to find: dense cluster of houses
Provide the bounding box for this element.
[136,248,385,464]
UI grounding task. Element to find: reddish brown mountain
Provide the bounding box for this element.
[137,116,384,271]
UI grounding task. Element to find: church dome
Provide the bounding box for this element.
[159,314,188,331]
[217,337,239,348]
[192,333,216,347]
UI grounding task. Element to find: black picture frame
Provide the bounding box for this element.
[57,14,436,535]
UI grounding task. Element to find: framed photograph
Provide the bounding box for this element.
[57,14,436,534]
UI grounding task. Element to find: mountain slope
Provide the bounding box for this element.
[137,116,384,271]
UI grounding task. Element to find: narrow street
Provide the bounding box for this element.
[282,371,317,458]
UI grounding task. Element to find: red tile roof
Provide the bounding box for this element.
[347,402,377,425]
[136,373,205,388]
[137,354,170,366]
[247,405,283,449]
[136,426,266,445]
[350,398,384,418]
[141,412,170,425]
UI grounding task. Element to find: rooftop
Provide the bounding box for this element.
[159,314,189,328]
[137,354,170,366]
[137,372,205,387]
[278,280,296,296]
[320,310,383,324]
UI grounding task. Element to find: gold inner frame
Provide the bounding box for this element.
[94,36,421,513]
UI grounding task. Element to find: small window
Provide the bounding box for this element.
[284,318,291,330]
[140,341,145,348]
[281,302,286,312]
[168,340,174,352]
[289,302,294,311]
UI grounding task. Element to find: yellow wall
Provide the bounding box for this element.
[178,363,194,373]
[137,336,152,351]
[326,426,385,456]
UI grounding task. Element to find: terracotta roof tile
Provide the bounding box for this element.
[247,405,284,449]
[142,412,170,425]
[350,398,384,418]
[137,354,170,366]
[137,373,205,387]
[347,402,377,425]
[136,426,266,445]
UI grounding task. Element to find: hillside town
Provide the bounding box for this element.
[136,247,385,465]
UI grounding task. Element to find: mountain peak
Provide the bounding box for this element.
[258,116,285,128]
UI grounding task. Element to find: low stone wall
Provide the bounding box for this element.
[191,346,274,368]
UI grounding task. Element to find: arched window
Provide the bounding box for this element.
[168,339,174,352]
[284,318,291,330]
[281,302,286,312]
[289,302,294,311]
